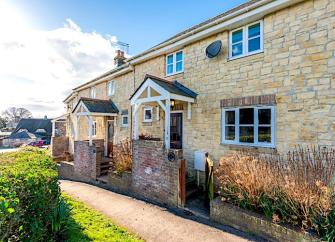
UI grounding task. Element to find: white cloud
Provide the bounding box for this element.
[0,2,120,118]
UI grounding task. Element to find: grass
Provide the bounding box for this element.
[63,193,143,242]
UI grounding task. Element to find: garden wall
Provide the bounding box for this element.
[210,198,317,242]
[51,136,69,157]
[132,140,182,206]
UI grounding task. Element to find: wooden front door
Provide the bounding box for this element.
[170,113,183,149]
[107,120,114,157]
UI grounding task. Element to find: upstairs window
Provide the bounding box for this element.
[108,81,115,96]
[229,20,263,59]
[90,87,96,99]
[121,109,129,127]
[221,106,275,147]
[166,50,183,76]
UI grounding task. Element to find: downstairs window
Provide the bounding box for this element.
[221,106,275,147]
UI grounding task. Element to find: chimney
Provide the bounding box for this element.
[114,50,126,67]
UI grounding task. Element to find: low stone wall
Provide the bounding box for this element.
[51,136,69,157]
[73,140,104,180]
[210,197,318,242]
[108,171,132,192]
[132,140,182,207]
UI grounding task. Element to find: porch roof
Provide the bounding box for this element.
[73,97,119,115]
[129,74,197,101]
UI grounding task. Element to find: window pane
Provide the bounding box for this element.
[248,37,261,52]
[258,109,271,125]
[248,23,260,38]
[258,127,271,143]
[123,116,128,125]
[167,55,173,64]
[225,126,235,140]
[239,127,254,143]
[239,108,254,125]
[145,110,152,120]
[232,43,243,57]
[225,111,235,125]
[176,61,183,72]
[176,51,183,61]
[232,29,243,43]
[167,64,173,74]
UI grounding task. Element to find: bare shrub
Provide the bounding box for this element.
[112,138,133,174]
[216,146,335,231]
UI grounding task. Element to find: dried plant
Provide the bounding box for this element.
[216,146,335,233]
[112,138,133,174]
[138,133,161,141]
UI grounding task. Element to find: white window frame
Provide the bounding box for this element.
[166,50,184,76]
[92,121,97,137]
[90,87,96,99]
[121,114,129,127]
[229,20,264,60]
[221,105,275,148]
[108,81,115,96]
[143,107,153,122]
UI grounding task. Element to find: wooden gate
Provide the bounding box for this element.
[179,159,186,207]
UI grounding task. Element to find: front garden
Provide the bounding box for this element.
[0,148,142,241]
[215,146,335,241]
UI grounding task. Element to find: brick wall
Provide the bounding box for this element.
[73,139,104,179]
[51,136,69,157]
[132,140,182,206]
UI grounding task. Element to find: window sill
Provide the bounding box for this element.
[220,142,277,153]
[228,50,263,61]
[165,71,184,77]
[221,141,275,149]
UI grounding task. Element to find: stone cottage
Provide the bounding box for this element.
[53,0,335,206]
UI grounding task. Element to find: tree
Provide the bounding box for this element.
[2,107,32,127]
[0,117,7,129]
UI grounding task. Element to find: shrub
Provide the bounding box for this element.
[216,146,335,237]
[112,138,133,174]
[0,147,64,241]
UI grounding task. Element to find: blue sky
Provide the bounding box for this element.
[0,0,246,117]
[13,0,246,55]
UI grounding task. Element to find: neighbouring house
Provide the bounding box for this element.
[0,131,11,147]
[3,117,52,147]
[53,0,335,208]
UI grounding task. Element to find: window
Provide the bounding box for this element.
[143,107,153,122]
[92,121,97,136]
[229,21,263,59]
[221,106,275,147]
[90,87,96,98]
[108,81,115,96]
[121,115,129,127]
[166,50,183,75]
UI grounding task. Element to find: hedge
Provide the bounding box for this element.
[0,148,62,241]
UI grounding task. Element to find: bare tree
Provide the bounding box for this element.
[2,107,32,127]
[0,117,7,129]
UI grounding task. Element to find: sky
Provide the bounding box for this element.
[0,0,246,118]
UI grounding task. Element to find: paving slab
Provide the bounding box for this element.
[61,180,263,242]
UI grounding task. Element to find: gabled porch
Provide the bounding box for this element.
[130,74,197,150]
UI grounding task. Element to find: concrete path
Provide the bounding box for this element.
[61,180,261,242]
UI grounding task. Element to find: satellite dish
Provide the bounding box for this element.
[205,40,222,58]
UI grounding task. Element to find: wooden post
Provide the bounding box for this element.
[88,116,93,146]
[187,102,191,120]
[133,103,139,140]
[52,121,56,137]
[165,99,170,149]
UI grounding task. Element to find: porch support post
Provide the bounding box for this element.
[133,103,139,140]
[165,99,170,149]
[88,116,93,146]
[75,115,79,141]
[52,121,56,137]
[187,102,192,120]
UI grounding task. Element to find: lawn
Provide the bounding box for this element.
[63,193,143,242]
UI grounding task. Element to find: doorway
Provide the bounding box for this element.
[107,120,114,157]
[170,112,183,149]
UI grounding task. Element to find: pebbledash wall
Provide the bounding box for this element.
[66,0,335,173]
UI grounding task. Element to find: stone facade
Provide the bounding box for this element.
[64,0,335,178]
[132,140,182,206]
[210,198,317,242]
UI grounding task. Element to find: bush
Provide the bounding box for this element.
[112,139,133,174]
[0,147,64,241]
[216,146,335,238]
